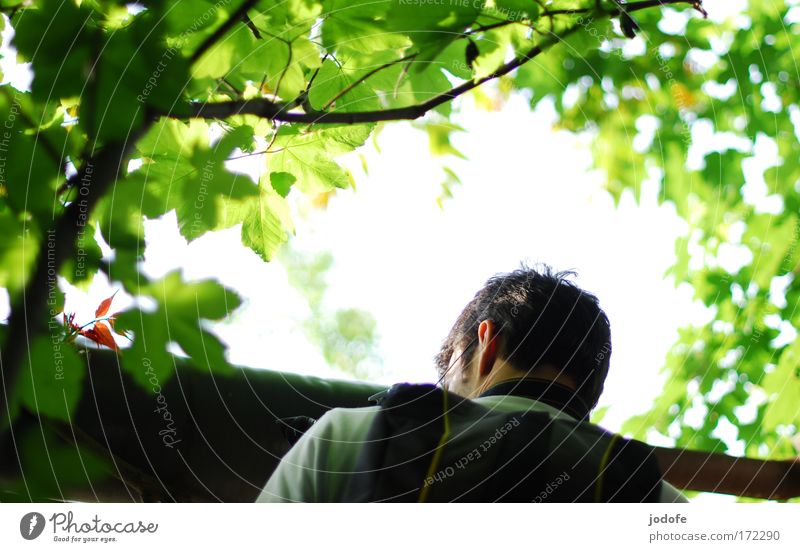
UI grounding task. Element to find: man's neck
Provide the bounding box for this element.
[475,361,578,397]
[476,377,591,421]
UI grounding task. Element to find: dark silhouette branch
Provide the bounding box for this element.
[656,446,800,500]
[186,26,571,124]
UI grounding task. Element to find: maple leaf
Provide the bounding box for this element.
[95,290,118,318]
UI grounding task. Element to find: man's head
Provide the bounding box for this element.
[434,263,611,410]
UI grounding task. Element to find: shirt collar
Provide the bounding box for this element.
[477,377,590,422]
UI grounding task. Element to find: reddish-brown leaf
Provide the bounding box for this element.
[67,312,81,332]
[95,290,118,318]
[64,312,77,329]
[91,322,119,351]
[79,327,99,343]
[77,324,119,351]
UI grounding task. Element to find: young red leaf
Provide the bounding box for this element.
[78,327,99,345]
[66,312,81,332]
[95,290,119,318]
[91,322,120,351]
[77,326,112,350]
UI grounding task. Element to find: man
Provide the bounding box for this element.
[257,263,687,502]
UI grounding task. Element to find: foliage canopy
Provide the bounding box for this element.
[0,0,798,500]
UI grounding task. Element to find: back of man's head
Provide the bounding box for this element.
[434,262,612,410]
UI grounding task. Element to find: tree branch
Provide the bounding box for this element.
[184,0,705,126]
[656,446,800,500]
[546,0,706,17]
[187,24,576,124]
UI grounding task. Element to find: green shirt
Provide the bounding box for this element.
[257,393,688,503]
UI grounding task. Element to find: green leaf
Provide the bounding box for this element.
[82,16,182,143]
[590,405,610,425]
[161,0,224,52]
[268,126,360,194]
[191,21,259,80]
[762,336,800,431]
[18,336,86,422]
[117,309,175,393]
[701,150,745,203]
[743,213,798,289]
[152,271,242,321]
[12,0,99,101]
[172,322,233,376]
[307,58,382,113]
[177,128,259,241]
[471,34,507,80]
[117,273,241,391]
[95,174,148,254]
[495,0,539,21]
[386,0,481,67]
[137,118,210,160]
[0,92,65,221]
[269,171,296,197]
[273,150,351,193]
[235,16,322,100]
[0,210,38,293]
[321,0,409,54]
[662,141,691,218]
[223,185,294,262]
[61,222,103,287]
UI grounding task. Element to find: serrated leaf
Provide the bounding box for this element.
[230,186,294,262]
[386,0,481,68]
[269,145,352,194]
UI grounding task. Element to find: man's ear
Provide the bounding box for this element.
[477,320,499,377]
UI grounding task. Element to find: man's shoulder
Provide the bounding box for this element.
[320,404,382,421]
[310,405,382,440]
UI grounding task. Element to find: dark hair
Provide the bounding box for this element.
[434,262,612,410]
